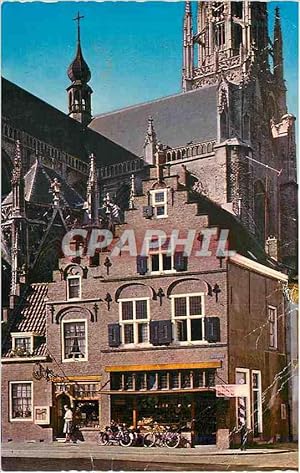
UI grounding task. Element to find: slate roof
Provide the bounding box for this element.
[89,85,218,156]
[3,283,48,358]
[2,77,137,166]
[2,160,84,208]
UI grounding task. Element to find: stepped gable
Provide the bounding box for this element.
[89,85,218,156]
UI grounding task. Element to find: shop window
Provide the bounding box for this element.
[252,370,263,435]
[74,383,98,399]
[119,298,150,345]
[150,189,168,218]
[136,373,147,390]
[170,371,180,389]
[172,294,205,343]
[158,371,168,390]
[63,321,87,360]
[194,370,205,388]
[67,276,81,300]
[181,371,192,389]
[147,372,158,390]
[111,373,122,390]
[268,306,278,349]
[73,401,99,428]
[124,373,134,391]
[10,382,32,421]
[206,370,216,387]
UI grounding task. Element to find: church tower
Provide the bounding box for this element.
[182,1,270,91]
[67,12,93,127]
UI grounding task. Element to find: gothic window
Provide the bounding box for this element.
[220,109,229,141]
[212,3,226,49]
[254,180,266,244]
[243,114,250,141]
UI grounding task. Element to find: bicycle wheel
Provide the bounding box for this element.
[165,433,180,448]
[143,432,156,447]
[97,432,109,446]
[120,432,133,447]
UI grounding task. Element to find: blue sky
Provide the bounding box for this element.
[1,1,298,117]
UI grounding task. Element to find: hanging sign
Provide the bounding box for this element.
[215,384,248,397]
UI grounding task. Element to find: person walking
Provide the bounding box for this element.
[63,405,73,443]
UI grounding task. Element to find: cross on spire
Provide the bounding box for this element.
[73,12,84,43]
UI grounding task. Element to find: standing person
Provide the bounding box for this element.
[63,405,73,443]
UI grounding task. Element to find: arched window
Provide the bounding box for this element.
[243,114,250,141]
[220,109,229,141]
[254,180,266,244]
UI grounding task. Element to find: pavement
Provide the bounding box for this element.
[1,441,298,471]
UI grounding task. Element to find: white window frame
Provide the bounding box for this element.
[62,319,88,362]
[147,235,175,275]
[251,369,263,434]
[119,297,150,346]
[9,381,33,422]
[268,305,278,349]
[67,275,82,301]
[11,332,35,354]
[171,293,206,345]
[235,368,251,429]
[150,189,168,219]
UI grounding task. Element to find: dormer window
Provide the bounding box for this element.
[151,189,168,218]
[67,275,81,300]
[11,333,34,357]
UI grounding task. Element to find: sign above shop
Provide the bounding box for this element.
[215,384,248,397]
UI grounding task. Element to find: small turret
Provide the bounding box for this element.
[67,12,93,127]
[143,116,157,165]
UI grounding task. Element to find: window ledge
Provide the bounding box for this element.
[2,356,48,363]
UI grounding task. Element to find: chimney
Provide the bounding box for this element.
[265,236,279,261]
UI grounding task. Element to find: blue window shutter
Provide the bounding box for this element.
[150,321,160,345]
[158,320,172,345]
[137,256,148,275]
[108,323,121,347]
[204,317,220,343]
[174,252,188,271]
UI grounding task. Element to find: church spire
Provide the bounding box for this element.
[86,153,100,226]
[182,1,193,92]
[273,7,287,115]
[67,12,93,127]
[10,141,27,307]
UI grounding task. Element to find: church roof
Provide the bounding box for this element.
[2,77,137,166]
[89,85,218,156]
[2,160,84,208]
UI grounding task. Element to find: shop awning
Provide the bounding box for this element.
[105,361,222,372]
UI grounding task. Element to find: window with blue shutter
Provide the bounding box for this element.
[174,252,188,271]
[108,323,121,347]
[204,317,220,343]
[136,255,148,275]
[150,320,172,345]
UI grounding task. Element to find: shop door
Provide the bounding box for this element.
[54,393,71,438]
[194,393,217,445]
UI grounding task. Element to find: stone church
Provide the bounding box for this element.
[1,1,298,445]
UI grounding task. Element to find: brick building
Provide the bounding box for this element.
[2,163,290,447]
[1,1,297,448]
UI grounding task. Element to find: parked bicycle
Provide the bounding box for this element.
[97,421,132,447]
[144,424,180,448]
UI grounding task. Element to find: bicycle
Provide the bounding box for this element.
[97,422,133,447]
[144,425,180,448]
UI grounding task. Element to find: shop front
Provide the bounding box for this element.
[52,376,101,442]
[105,362,223,446]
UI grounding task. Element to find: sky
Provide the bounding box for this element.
[1,1,298,118]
